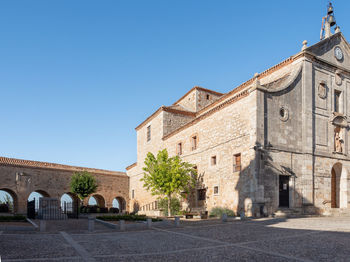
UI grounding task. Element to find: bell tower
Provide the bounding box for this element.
[320,2,340,40]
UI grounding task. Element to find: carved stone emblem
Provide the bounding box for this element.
[318,81,327,99]
[335,70,342,86]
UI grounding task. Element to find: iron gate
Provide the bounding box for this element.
[27,199,35,219]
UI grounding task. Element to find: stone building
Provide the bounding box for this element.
[127,7,350,216]
[0,156,129,214]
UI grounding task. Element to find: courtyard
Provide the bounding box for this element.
[1,216,350,261]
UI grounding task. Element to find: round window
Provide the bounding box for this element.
[279,107,289,121]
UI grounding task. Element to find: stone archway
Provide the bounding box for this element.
[89,194,106,207]
[331,163,347,208]
[27,190,51,211]
[0,188,18,213]
[113,197,126,213]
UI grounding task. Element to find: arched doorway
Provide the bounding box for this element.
[331,163,347,208]
[88,194,105,207]
[0,188,17,213]
[27,190,50,211]
[113,197,126,213]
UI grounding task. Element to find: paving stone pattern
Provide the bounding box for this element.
[0,217,350,261]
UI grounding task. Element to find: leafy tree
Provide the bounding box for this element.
[141,149,197,216]
[70,171,98,203]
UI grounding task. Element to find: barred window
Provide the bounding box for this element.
[147,125,151,141]
[211,156,217,166]
[177,142,183,155]
[233,153,241,172]
[191,136,197,150]
[214,186,219,195]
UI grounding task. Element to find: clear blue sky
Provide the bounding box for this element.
[0,0,348,172]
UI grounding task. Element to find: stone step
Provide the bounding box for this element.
[274,208,302,218]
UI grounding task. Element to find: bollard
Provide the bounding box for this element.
[120,220,126,231]
[221,213,228,222]
[88,216,95,232]
[40,220,46,232]
[174,216,180,227]
[147,218,152,229]
[240,212,246,220]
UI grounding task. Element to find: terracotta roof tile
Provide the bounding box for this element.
[0,156,125,176]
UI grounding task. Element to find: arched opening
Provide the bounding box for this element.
[88,194,105,208]
[60,192,79,212]
[27,190,50,211]
[113,197,126,213]
[0,188,17,213]
[331,163,346,208]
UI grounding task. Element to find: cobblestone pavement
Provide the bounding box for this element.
[1,217,350,261]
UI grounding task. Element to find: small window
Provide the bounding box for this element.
[132,190,134,199]
[191,136,197,150]
[233,153,241,172]
[206,94,210,100]
[334,90,341,113]
[147,125,151,141]
[211,156,217,166]
[177,142,183,155]
[197,189,206,201]
[214,186,219,195]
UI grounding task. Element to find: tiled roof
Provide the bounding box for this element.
[0,156,126,176]
[126,162,137,170]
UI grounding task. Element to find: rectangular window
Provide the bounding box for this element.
[214,186,219,195]
[197,189,206,201]
[233,153,241,172]
[334,90,341,113]
[147,125,151,141]
[191,136,197,150]
[211,156,217,166]
[177,142,183,155]
[132,190,134,199]
[206,94,210,100]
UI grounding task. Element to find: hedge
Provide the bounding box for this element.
[96,214,162,222]
[0,215,27,222]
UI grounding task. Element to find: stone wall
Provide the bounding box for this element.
[0,164,129,214]
[128,88,259,215]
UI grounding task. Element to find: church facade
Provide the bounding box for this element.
[127,27,350,216]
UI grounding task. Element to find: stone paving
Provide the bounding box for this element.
[0,217,350,261]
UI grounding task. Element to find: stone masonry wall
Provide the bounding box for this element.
[0,165,129,214]
[128,89,258,215]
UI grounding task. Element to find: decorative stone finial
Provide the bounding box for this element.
[253,73,260,89]
[302,40,308,51]
[335,26,341,33]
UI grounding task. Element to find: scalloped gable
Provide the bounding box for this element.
[305,32,350,70]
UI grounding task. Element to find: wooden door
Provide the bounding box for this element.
[331,168,337,208]
[279,176,289,207]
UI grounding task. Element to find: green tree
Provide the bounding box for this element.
[141,149,197,216]
[70,171,98,203]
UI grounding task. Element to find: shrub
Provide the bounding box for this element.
[109,208,119,213]
[0,215,26,222]
[0,204,9,213]
[209,207,235,218]
[96,214,162,222]
[99,207,108,213]
[158,198,181,216]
